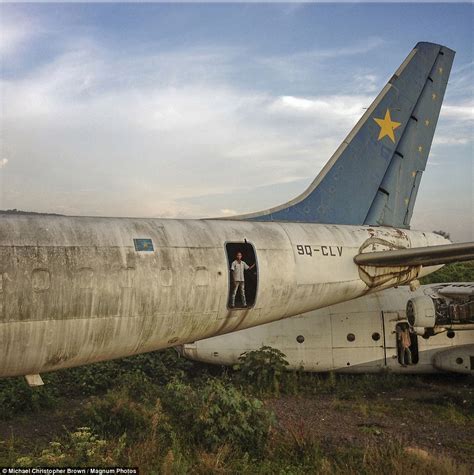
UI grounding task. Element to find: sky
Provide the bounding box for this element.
[0,3,472,241]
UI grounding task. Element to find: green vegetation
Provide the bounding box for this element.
[0,378,57,418]
[161,378,274,455]
[0,347,472,473]
[0,209,63,216]
[15,427,123,467]
[420,261,474,284]
[1,234,473,471]
[234,345,289,396]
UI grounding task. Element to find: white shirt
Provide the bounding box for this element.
[231,260,249,282]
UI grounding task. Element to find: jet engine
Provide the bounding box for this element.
[406,296,436,327]
[406,284,474,330]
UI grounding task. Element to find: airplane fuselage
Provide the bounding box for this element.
[0,215,446,378]
[181,284,474,375]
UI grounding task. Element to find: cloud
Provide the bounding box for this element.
[0,12,41,59]
[256,37,386,92]
[0,16,471,243]
[270,94,370,121]
[353,73,379,93]
[0,23,28,56]
[220,209,237,216]
[441,102,474,121]
[280,36,386,62]
[2,36,374,218]
[432,135,470,146]
[0,159,8,169]
[431,99,474,150]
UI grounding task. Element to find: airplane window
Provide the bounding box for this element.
[347,333,355,342]
[225,242,258,310]
[32,269,51,292]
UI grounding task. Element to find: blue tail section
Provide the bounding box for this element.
[235,42,454,227]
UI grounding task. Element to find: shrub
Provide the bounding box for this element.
[234,346,289,396]
[16,427,124,467]
[0,377,56,419]
[161,378,274,456]
[45,349,194,399]
[420,261,474,284]
[83,390,152,439]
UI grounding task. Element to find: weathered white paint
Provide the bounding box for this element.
[433,345,474,374]
[181,285,474,374]
[0,215,446,377]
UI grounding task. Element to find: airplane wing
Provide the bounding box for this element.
[354,242,474,267]
[436,284,474,297]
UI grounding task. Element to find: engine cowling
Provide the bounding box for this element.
[406,296,436,328]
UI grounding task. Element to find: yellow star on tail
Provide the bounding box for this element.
[373,109,401,143]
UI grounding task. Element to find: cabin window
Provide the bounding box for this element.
[76,268,94,289]
[396,322,419,366]
[195,267,209,287]
[133,238,154,252]
[159,268,173,287]
[32,269,51,292]
[225,242,258,309]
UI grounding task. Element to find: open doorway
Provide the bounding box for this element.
[395,322,419,366]
[225,242,258,309]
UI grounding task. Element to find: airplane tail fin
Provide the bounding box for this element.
[235,42,455,227]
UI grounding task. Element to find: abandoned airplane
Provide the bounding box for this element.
[180,283,474,375]
[1,41,473,383]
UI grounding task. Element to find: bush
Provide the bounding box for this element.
[161,378,274,456]
[0,350,191,419]
[82,386,170,442]
[0,377,56,420]
[234,346,289,396]
[44,348,194,398]
[16,427,124,467]
[420,261,474,284]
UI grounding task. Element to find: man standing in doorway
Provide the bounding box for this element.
[230,252,255,308]
[397,324,413,367]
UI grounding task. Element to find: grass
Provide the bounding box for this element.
[0,348,472,473]
[1,261,473,471]
[4,425,469,475]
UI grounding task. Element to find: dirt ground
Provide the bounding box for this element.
[267,380,474,466]
[1,377,473,469]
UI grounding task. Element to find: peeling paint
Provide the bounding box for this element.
[0,215,447,377]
